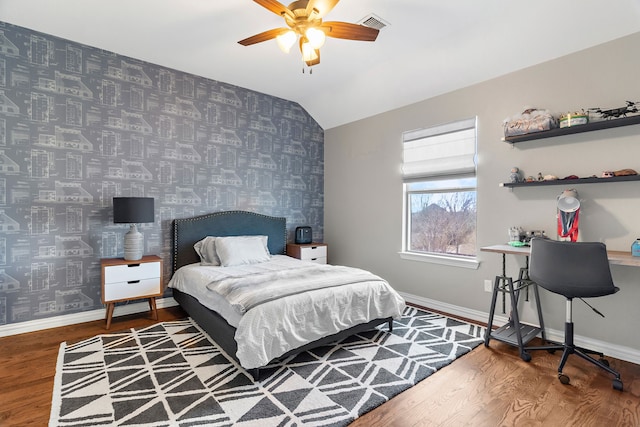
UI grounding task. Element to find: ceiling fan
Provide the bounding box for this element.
[238,0,380,69]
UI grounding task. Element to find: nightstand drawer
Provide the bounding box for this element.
[104,278,161,301]
[299,245,327,260]
[104,261,160,284]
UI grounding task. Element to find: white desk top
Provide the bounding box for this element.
[481,244,640,267]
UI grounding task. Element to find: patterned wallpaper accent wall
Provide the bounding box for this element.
[0,22,324,326]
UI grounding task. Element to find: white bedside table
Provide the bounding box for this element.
[286,243,328,264]
[101,255,163,329]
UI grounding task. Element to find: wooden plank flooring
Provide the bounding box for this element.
[1,306,639,426]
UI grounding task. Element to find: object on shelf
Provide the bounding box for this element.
[504,108,558,137]
[602,171,614,178]
[543,174,558,181]
[589,101,639,120]
[632,238,640,257]
[559,110,589,128]
[509,167,523,183]
[613,168,637,176]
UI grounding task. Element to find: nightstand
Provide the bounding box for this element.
[101,255,163,329]
[287,243,328,264]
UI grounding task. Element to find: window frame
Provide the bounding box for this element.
[399,118,480,269]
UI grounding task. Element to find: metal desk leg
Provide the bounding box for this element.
[506,277,531,361]
[531,282,547,343]
[484,274,502,347]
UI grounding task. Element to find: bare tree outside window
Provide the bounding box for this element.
[408,190,476,257]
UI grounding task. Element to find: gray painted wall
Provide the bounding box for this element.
[0,22,324,326]
[325,32,640,352]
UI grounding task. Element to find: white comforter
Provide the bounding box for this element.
[168,255,406,369]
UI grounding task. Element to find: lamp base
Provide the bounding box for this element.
[123,224,144,261]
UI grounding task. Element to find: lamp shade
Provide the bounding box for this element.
[113,197,155,223]
[557,189,580,213]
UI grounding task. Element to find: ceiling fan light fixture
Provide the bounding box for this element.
[301,41,318,62]
[276,30,297,53]
[239,0,381,69]
[305,27,326,49]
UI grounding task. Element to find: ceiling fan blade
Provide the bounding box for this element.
[238,27,291,46]
[254,0,295,19]
[305,0,339,19]
[320,21,379,41]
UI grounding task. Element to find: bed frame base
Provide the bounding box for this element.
[173,288,393,381]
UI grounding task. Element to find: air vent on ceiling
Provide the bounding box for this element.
[358,13,389,31]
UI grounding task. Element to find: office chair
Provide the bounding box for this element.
[526,238,623,391]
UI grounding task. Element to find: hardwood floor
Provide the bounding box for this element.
[1,306,639,426]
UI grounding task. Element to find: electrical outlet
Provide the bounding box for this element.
[484,279,493,293]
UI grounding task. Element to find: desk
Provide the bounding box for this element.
[481,244,640,267]
[481,244,639,361]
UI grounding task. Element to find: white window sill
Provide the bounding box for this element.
[398,251,480,269]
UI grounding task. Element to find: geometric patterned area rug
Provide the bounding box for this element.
[50,306,484,426]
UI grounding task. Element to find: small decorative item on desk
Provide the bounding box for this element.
[508,226,525,246]
[559,110,589,128]
[523,230,546,244]
[632,238,640,257]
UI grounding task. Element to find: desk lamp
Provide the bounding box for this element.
[113,197,155,260]
[557,189,580,242]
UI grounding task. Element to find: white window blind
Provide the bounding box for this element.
[402,117,477,180]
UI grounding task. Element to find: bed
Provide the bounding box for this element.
[168,210,405,380]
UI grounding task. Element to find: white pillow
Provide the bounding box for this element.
[215,235,270,267]
[193,236,220,266]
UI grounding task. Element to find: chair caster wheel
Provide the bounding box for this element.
[599,358,610,367]
[558,373,570,385]
[520,351,531,362]
[612,379,623,391]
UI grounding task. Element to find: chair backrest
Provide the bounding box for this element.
[529,238,618,298]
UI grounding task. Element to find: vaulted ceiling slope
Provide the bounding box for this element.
[2,1,640,129]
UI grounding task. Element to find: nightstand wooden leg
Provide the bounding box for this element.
[149,297,158,320]
[105,303,115,330]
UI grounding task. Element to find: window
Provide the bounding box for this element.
[401,117,478,267]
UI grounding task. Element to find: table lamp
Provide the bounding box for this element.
[113,197,155,260]
[557,189,580,242]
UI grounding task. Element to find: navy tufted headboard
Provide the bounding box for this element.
[171,210,287,274]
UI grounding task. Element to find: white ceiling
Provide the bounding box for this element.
[2,0,640,129]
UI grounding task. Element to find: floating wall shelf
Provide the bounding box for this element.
[502,114,640,144]
[500,174,640,188]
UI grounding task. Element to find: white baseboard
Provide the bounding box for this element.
[0,297,178,338]
[400,291,640,366]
